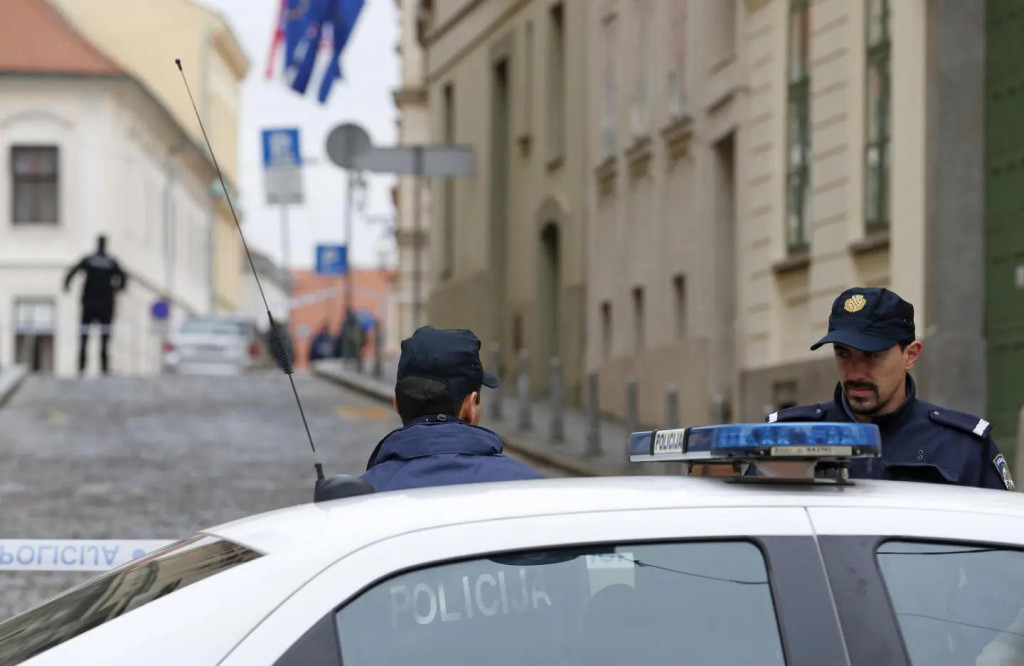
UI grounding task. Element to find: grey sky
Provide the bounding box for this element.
[193,0,399,272]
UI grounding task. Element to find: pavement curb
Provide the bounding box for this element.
[0,366,28,410]
[311,362,608,477]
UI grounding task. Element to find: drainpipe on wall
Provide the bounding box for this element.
[163,140,187,320]
[208,180,225,314]
[203,24,217,314]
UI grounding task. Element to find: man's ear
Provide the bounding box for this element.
[392,394,400,416]
[459,392,479,422]
[904,341,923,371]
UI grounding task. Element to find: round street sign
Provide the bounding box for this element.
[151,300,169,321]
[326,123,372,169]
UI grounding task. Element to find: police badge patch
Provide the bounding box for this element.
[993,454,1016,491]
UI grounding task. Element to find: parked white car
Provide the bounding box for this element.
[2,423,1023,666]
[161,315,270,375]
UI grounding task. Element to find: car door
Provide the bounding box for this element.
[810,507,1024,666]
[221,506,849,666]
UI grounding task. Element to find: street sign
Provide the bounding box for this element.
[326,123,372,169]
[262,128,304,205]
[151,300,169,321]
[316,244,348,276]
[354,145,476,177]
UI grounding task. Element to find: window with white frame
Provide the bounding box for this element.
[12,146,59,225]
[14,298,56,374]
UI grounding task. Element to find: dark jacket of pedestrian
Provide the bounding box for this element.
[362,415,542,492]
[359,325,543,492]
[309,328,334,362]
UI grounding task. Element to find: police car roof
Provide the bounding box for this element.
[205,475,1024,560]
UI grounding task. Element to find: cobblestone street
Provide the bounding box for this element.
[0,371,563,620]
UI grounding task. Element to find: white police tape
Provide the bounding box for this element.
[0,539,174,572]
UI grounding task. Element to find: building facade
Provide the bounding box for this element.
[420,0,590,401]
[50,0,250,315]
[586,0,740,428]
[734,0,985,431]
[409,0,1024,477]
[0,0,220,376]
[391,0,432,349]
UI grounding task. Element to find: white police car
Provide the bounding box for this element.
[2,423,1024,666]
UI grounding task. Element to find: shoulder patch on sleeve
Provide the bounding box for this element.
[928,408,992,439]
[993,454,1016,491]
[767,404,829,423]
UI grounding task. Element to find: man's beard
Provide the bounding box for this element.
[844,380,880,414]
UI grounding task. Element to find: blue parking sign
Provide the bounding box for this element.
[316,244,348,276]
[262,128,302,168]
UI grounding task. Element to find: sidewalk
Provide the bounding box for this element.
[0,365,28,410]
[312,359,680,478]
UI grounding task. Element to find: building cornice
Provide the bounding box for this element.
[393,86,428,107]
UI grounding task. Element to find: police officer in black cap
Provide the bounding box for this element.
[360,326,543,492]
[757,287,1015,490]
[63,234,127,376]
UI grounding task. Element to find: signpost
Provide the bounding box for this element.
[150,298,170,337]
[316,244,348,276]
[323,123,475,338]
[262,128,304,325]
[353,144,475,329]
[262,128,304,205]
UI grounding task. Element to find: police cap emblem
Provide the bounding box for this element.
[993,454,1016,491]
[844,295,867,313]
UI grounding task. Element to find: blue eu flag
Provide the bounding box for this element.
[284,0,331,95]
[317,0,365,103]
[282,0,364,102]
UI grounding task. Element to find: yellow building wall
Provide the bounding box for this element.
[51,0,249,312]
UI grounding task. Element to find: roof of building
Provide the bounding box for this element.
[0,0,124,76]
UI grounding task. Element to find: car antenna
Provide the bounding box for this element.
[175,59,373,501]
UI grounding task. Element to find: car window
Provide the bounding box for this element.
[334,541,785,666]
[0,536,261,665]
[876,540,1024,666]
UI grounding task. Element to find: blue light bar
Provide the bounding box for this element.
[629,422,882,463]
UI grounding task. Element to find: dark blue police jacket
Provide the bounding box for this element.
[360,415,544,492]
[757,376,1013,490]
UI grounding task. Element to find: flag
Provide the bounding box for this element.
[317,0,365,103]
[285,0,332,95]
[264,0,286,79]
[270,0,363,102]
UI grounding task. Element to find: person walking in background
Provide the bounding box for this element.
[63,234,127,377]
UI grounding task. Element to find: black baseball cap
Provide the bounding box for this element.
[397,326,499,400]
[811,287,916,353]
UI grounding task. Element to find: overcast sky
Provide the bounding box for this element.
[192,0,399,272]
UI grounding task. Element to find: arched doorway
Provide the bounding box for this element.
[538,223,560,394]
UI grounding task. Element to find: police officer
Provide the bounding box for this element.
[63,234,127,376]
[757,287,1015,490]
[360,326,543,492]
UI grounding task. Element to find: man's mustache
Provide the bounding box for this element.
[844,381,878,395]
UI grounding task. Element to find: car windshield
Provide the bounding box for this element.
[179,319,249,336]
[0,536,261,665]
